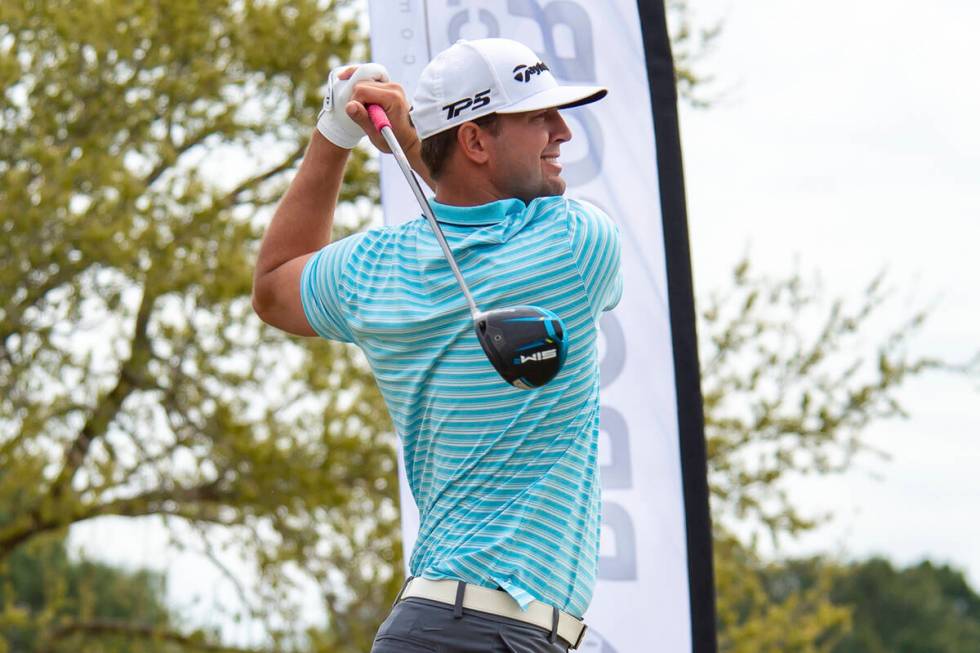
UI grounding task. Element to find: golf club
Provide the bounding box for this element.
[366,104,567,390]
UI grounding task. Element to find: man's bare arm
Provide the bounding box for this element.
[252,66,429,337]
[251,132,349,336]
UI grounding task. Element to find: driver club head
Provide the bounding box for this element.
[475,306,568,390]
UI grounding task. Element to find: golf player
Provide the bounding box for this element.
[252,38,622,652]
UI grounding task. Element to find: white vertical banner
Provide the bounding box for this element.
[367,2,716,651]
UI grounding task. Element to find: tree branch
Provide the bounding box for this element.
[0,478,238,560]
[46,285,158,501]
[0,287,160,561]
[143,127,214,190]
[78,478,236,526]
[218,142,305,209]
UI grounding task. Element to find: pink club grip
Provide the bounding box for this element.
[367,104,391,132]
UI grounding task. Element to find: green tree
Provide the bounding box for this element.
[1,1,396,651]
[831,558,980,653]
[753,555,980,653]
[666,0,723,108]
[700,260,978,651]
[665,3,978,650]
[713,534,850,653]
[0,534,176,653]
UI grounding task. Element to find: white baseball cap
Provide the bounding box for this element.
[410,38,607,139]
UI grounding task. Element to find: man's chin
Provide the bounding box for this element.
[539,175,566,198]
[512,177,566,202]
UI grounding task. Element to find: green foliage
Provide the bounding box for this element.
[830,558,980,653]
[1,1,397,650]
[714,535,850,653]
[667,0,723,108]
[747,555,980,653]
[0,535,174,653]
[699,260,965,544]
[701,260,978,650]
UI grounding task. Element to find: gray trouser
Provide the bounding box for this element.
[370,597,572,652]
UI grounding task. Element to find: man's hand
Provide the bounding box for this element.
[341,70,433,186]
[316,63,390,149]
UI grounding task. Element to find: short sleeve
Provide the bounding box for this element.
[565,199,624,317]
[300,234,365,343]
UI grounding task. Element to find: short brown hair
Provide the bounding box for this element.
[420,113,500,180]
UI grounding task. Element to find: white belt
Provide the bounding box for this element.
[397,577,588,649]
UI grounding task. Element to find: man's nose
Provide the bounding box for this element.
[549,110,572,143]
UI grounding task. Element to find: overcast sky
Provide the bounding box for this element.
[70,0,980,643]
[679,0,980,585]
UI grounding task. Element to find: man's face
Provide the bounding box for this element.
[486,108,572,202]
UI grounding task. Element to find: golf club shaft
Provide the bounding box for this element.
[367,105,481,320]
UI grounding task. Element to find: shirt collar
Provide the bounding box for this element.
[429,197,527,226]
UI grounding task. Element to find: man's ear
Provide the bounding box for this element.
[456,122,492,165]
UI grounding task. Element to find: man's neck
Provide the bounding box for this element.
[433,174,510,207]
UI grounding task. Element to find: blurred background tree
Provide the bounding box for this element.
[1,1,397,651]
[2,1,978,652]
[702,260,978,651]
[759,556,980,653]
[0,533,179,653]
[665,5,978,650]
[828,558,980,652]
[666,0,723,108]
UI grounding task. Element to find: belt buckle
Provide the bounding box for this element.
[572,622,588,650]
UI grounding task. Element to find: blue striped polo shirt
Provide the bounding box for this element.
[300,195,622,617]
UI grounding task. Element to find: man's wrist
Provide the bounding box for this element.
[310,129,355,161]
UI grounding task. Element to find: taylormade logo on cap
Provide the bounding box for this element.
[513,62,550,83]
[410,38,607,140]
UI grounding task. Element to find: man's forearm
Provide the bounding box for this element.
[254,131,350,278]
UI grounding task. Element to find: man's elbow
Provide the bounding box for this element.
[251,293,267,323]
[251,276,277,325]
[250,274,316,337]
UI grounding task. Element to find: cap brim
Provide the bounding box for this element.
[496,85,607,114]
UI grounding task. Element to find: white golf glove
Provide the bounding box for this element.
[316,63,390,149]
